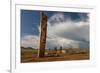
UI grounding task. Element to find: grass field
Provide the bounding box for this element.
[21,47,89,63]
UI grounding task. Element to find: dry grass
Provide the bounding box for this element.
[21,47,89,63]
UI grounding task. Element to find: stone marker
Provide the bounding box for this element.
[38,12,47,58]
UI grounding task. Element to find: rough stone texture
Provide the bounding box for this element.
[38,12,47,58]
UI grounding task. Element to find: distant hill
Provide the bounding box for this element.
[21,46,37,51]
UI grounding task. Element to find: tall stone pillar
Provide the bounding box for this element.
[38,12,47,58]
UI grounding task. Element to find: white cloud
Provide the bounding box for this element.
[48,13,65,24]
[21,35,39,49]
[46,37,80,49]
[46,13,89,49]
[21,12,89,49]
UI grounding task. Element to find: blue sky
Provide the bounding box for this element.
[21,10,88,37]
[21,10,89,49]
[21,10,40,37]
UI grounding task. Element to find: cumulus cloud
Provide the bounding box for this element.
[46,12,89,49]
[47,21,89,42]
[21,12,89,49]
[48,13,65,24]
[21,35,39,49]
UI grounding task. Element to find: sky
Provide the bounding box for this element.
[21,10,89,49]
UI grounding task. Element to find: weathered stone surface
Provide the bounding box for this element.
[38,12,47,58]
